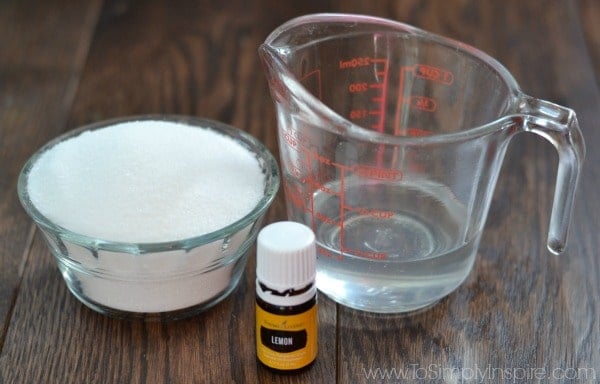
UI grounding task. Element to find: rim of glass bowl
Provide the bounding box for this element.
[17,115,280,254]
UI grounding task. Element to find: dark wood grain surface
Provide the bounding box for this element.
[1,1,598,383]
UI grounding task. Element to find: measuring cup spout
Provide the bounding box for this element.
[515,95,586,254]
[258,43,301,108]
[258,44,288,103]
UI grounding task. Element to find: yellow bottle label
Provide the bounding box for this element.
[255,303,317,370]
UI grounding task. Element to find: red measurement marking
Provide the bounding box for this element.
[317,245,340,260]
[339,166,346,260]
[371,58,389,166]
[405,127,433,137]
[313,152,331,165]
[348,206,395,219]
[282,128,310,149]
[288,163,303,178]
[352,165,402,181]
[339,58,388,138]
[414,64,454,85]
[283,132,298,148]
[300,69,322,100]
[315,181,340,195]
[342,247,387,260]
[394,64,454,134]
[349,109,369,120]
[348,82,369,93]
[338,57,371,69]
[388,127,433,138]
[316,211,337,226]
[409,96,437,112]
[370,59,389,135]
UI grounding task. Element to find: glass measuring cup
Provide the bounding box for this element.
[260,14,585,313]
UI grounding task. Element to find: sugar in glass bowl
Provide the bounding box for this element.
[17,115,280,321]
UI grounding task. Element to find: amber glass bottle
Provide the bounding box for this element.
[255,221,318,372]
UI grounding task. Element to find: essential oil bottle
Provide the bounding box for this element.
[255,221,318,372]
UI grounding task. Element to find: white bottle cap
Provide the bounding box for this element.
[256,221,316,306]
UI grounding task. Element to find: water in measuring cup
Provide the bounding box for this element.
[309,178,480,313]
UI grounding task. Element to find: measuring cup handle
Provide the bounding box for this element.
[517,95,586,254]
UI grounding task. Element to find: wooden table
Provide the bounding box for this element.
[1,1,598,382]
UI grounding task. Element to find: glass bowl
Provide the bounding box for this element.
[17,115,280,321]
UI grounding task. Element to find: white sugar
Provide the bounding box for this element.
[28,120,265,243]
